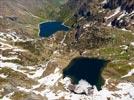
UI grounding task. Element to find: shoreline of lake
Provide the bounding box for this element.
[38,20,70,37]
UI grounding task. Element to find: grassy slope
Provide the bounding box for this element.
[81,28,134,81]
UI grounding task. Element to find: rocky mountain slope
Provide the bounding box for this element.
[0,0,134,100]
[102,0,134,30]
[0,28,134,100]
[0,0,68,37]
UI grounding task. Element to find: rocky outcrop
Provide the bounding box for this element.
[102,0,134,30]
[103,0,134,13]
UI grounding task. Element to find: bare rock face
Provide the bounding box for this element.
[103,0,134,13]
[102,0,134,30]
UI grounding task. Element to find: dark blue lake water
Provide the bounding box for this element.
[39,21,69,37]
[63,57,109,91]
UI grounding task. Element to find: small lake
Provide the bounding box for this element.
[39,21,69,37]
[63,57,109,91]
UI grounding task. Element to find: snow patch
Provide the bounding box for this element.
[0,55,20,61]
[105,7,121,20]
[0,61,20,70]
[122,68,134,78]
[38,68,62,86]
[117,12,126,20]
[30,67,46,78]
[121,28,131,32]
[107,22,112,27]
[120,45,128,50]
[0,73,8,78]
[74,79,92,94]
[83,24,90,29]
[130,42,134,46]
[2,92,14,100]
[101,0,107,4]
